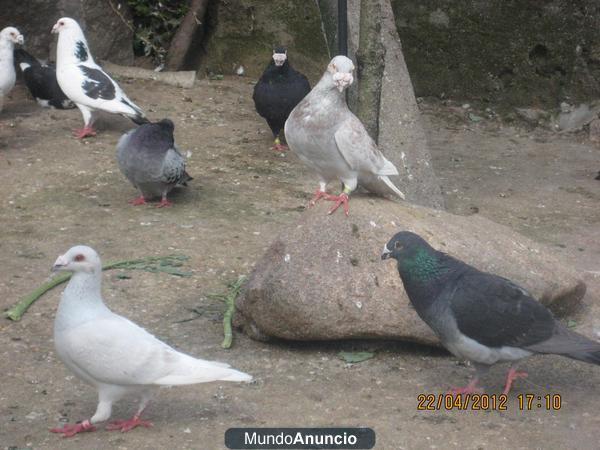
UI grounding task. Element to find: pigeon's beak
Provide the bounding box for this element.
[51,23,59,34]
[16,35,24,45]
[381,244,392,260]
[332,72,354,92]
[52,255,69,272]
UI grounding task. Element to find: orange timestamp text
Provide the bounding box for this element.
[417,393,562,411]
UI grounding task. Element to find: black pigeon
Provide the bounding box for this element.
[13,49,74,109]
[382,231,599,395]
[116,119,192,208]
[253,46,310,152]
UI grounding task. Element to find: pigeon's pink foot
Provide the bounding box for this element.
[326,193,350,216]
[309,189,330,207]
[73,126,96,139]
[50,420,96,437]
[502,368,528,395]
[106,415,153,432]
[128,195,147,206]
[448,378,483,395]
[271,143,288,152]
[156,198,173,208]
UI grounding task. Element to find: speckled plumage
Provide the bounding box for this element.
[117,119,192,204]
[285,55,405,205]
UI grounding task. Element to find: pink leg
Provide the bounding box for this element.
[105,414,153,432]
[309,188,331,207]
[73,126,96,139]
[325,192,350,216]
[50,419,96,438]
[272,143,288,152]
[128,195,147,206]
[156,195,173,208]
[448,378,484,395]
[502,367,528,395]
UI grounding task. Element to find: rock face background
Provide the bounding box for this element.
[199,0,330,81]
[235,198,586,345]
[2,0,133,64]
[391,0,600,109]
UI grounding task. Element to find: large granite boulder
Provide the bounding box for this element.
[235,197,587,345]
[3,0,133,64]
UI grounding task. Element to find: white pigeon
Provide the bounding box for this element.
[52,18,148,139]
[0,27,24,112]
[50,245,252,437]
[284,55,405,216]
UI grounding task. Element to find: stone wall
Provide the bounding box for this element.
[1,0,133,64]
[392,0,600,109]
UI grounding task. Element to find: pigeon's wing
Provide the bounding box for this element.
[60,314,243,386]
[160,147,188,185]
[444,267,556,348]
[334,116,399,176]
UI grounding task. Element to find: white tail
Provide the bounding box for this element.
[379,175,405,199]
[154,352,253,386]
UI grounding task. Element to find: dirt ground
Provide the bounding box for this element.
[1,77,599,450]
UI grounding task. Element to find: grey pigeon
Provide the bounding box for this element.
[52,18,148,138]
[284,55,404,216]
[0,27,24,112]
[382,231,599,395]
[117,119,192,207]
[50,245,252,437]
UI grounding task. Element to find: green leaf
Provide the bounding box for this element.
[567,319,578,328]
[338,351,375,364]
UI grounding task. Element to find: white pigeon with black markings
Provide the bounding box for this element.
[52,17,148,138]
[50,245,252,437]
[284,55,405,216]
[117,119,192,208]
[0,27,24,112]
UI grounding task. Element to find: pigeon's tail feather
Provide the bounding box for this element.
[378,157,400,176]
[178,170,193,186]
[526,324,600,366]
[378,175,406,200]
[564,351,600,365]
[153,352,252,385]
[130,114,150,125]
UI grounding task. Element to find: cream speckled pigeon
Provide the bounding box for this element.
[52,18,148,138]
[50,245,252,437]
[116,119,192,207]
[382,231,599,395]
[284,55,404,215]
[0,27,24,112]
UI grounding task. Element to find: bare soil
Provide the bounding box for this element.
[1,78,599,450]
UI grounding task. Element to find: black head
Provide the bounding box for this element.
[13,48,39,70]
[156,118,175,133]
[381,231,434,262]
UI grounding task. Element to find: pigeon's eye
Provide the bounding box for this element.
[59,21,64,26]
[394,241,403,250]
[74,254,85,262]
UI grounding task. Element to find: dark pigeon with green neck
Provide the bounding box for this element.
[382,231,599,395]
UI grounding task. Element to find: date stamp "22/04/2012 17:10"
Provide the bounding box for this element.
[417,393,562,411]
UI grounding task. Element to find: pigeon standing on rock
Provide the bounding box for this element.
[117,119,192,207]
[52,17,148,138]
[382,231,599,395]
[253,46,310,152]
[13,49,74,109]
[0,27,24,112]
[50,245,252,437]
[285,55,404,216]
